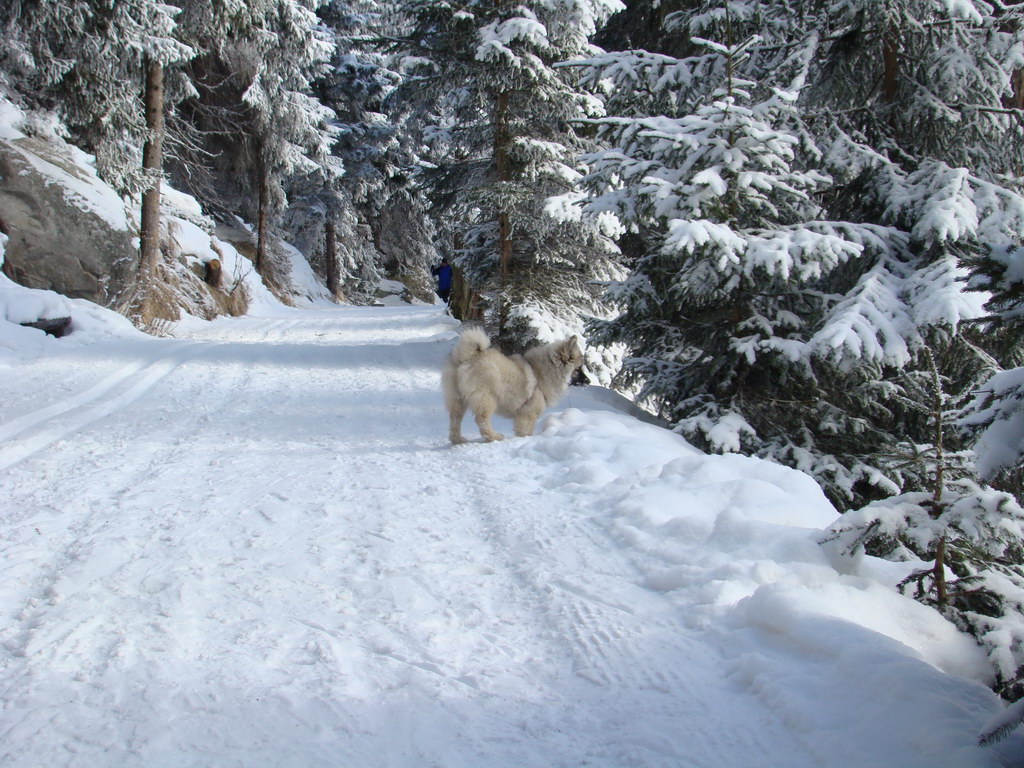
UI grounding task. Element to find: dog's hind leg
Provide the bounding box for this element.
[443,366,469,444]
[472,397,505,442]
[476,412,505,441]
[447,395,469,444]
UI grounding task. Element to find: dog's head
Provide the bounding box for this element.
[556,336,586,380]
[564,336,594,386]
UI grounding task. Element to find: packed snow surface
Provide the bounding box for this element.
[1,303,1022,767]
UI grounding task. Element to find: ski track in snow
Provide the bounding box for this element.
[0,304,1009,767]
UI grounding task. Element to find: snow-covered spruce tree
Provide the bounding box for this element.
[577,17,917,500]
[799,0,1024,709]
[822,352,1024,703]
[958,4,1024,498]
[823,484,1024,703]
[314,1,446,297]
[810,0,1024,175]
[171,0,336,279]
[0,0,193,195]
[808,0,1024,716]
[574,0,1023,505]
[807,0,1024,496]
[389,0,624,359]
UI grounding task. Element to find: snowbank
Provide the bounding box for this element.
[520,405,1018,765]
[0,233,141,360]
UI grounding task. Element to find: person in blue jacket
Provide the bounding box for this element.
[432,257,453,305]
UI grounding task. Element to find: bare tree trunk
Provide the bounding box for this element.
[448,232,481,322]
[494,89,512,340]
[882,28,899,103]
[325,220,340,300]
[1011,69,1024,110]
[934,535,948,607]
[450,264,483,323]
[256,151,270,276]
[139,57,165,285]
[926,349,948,608]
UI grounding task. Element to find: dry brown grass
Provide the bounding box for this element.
[119,233,253,335]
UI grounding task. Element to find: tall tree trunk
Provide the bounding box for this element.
[1011,68,1024,111]
[882,27,899,103]
[494,89,512,341]
[139,57,165,286]
[325,220,340,300]
[926,349,948,608]
[450,264,483,323]
[934,535,948,607]
[449,232,481,322]
[1013,69,1024,177]
[256,150,270,276]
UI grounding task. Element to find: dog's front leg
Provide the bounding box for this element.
[513,394,544,437]
[513,416,537,437]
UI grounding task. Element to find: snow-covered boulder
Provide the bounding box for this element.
[0,133,137,305]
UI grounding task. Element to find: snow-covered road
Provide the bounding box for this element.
[1,304,1019,767]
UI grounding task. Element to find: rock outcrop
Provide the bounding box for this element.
[0,135,137,306]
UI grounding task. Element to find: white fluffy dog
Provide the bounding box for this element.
[443,328,584,444]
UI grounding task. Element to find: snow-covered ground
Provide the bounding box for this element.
[2,301,1023,767]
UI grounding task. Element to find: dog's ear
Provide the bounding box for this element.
[558,336,584,366]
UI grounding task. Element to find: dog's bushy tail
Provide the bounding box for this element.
[451,327,490,365]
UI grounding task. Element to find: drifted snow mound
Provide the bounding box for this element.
[520,405,1011,767]
[0,233,141,359]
